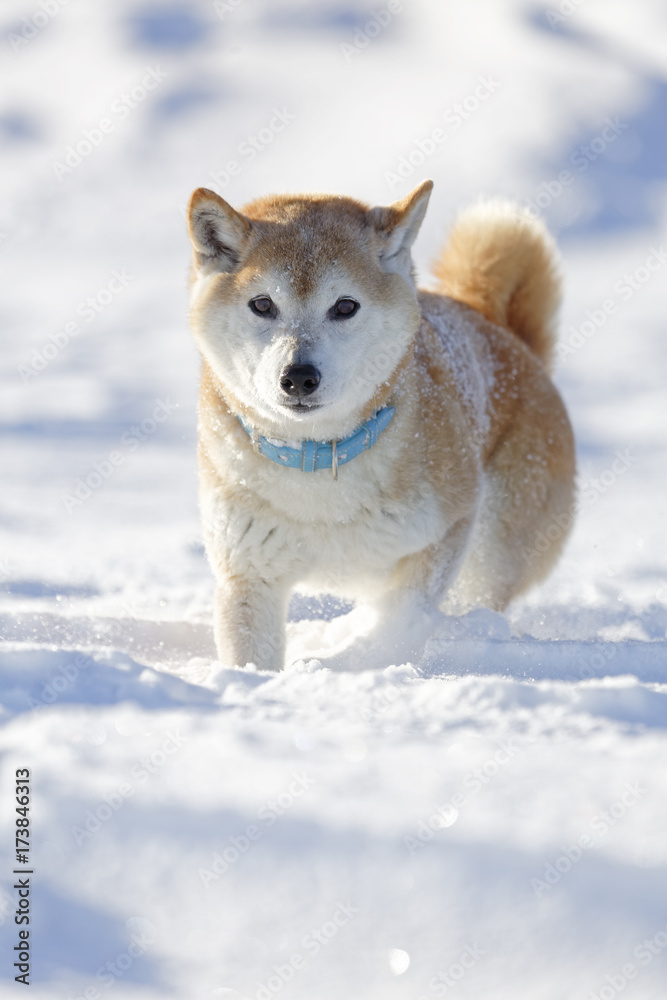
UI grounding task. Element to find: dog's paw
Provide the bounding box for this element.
[315,595,443,672]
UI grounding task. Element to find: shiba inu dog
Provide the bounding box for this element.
[186,181,575,671]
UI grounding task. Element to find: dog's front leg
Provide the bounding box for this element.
[214,575,288,671]
[316,515,477,671]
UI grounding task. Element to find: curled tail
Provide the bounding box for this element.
[433,199,562,372]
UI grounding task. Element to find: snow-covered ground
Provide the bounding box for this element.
[1,1,667,997]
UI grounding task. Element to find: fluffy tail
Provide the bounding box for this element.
[433,199,562,372]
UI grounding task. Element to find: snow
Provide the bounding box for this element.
[1,1,667,998]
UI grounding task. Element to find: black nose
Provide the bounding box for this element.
[280,363,321,397]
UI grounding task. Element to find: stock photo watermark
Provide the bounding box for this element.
[70,730,188,846]
[254,900,358,1000]
[531,781,645,897]
[6,0,69,53]
[212,0,245,19]
[198,771,316,887]
[576,642,619,681]
[403,740,521,855]
[17,268,134,383]
[52,66,169,180]
[340,1,403,62]
[558,246,667,360]
[587,921,667,1000]
[525,117,627,219]
[384,76,501,190]
[27,652,92,711]
[359,674,410,723]
[204,108,297,195]
[64,918,157,1000]
[60,397,179,513]
[417,942,486,999]
[545,0,588,28]
[522,448,638,565]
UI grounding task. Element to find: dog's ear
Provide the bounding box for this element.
[187,188,252,272]
[368,180,433,274]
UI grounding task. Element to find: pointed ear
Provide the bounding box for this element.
[187,187,252,272]
[367,180,433,272]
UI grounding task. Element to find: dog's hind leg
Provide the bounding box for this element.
[445,425,576,614]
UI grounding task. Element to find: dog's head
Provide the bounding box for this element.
[187,181,432,438]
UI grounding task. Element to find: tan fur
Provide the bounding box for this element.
[187,182,575,670]
[433,199,562,372]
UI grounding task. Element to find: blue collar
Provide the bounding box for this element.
[238,406,395,480]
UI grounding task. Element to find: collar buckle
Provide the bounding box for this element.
[331,440,338,481]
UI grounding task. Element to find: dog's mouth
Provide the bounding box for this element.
[280,401,322,413]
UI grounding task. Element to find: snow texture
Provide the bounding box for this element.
[1,1,667,998]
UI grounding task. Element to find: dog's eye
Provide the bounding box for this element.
[329,297,359,320]
[249,296,276,317]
